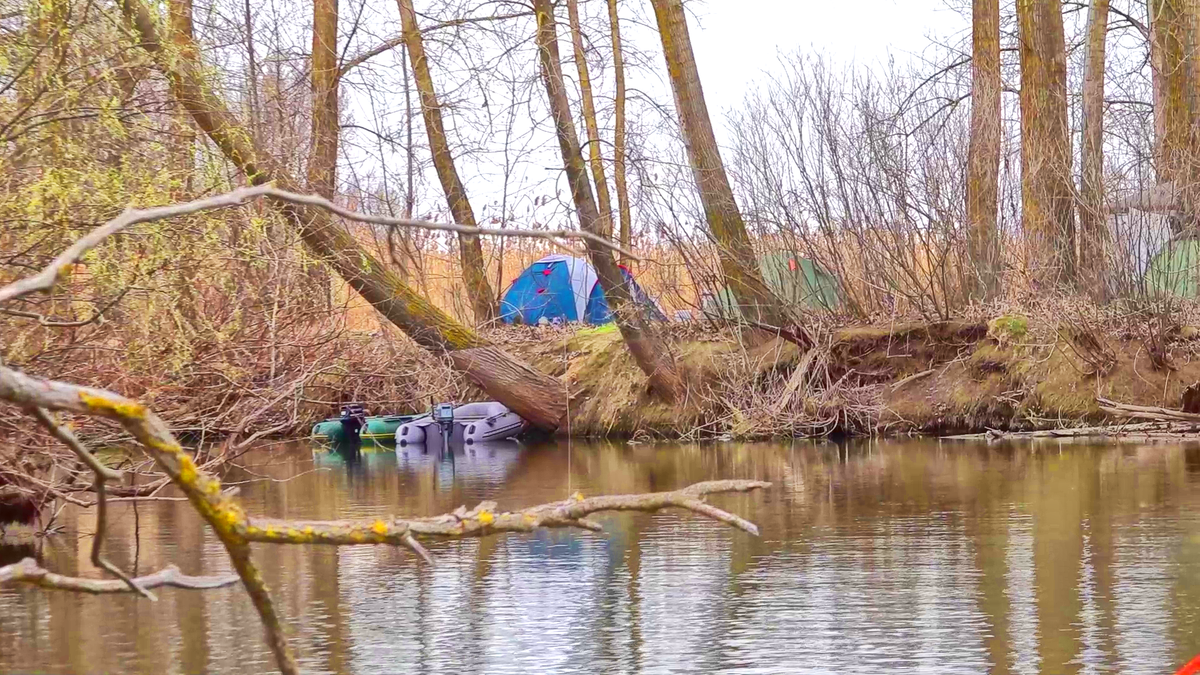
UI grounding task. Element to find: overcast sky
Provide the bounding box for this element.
[684,0,965,136]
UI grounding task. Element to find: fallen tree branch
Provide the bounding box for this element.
[943,420,1200,440]
[890,368,936,392]
[0,184,634,305]
[231,480,769,547]
[0,364,298,673]
[0,558,239,593]
[1096,396,1200,422]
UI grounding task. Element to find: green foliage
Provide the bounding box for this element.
[0,0,335,394]
[987,315,1028,344]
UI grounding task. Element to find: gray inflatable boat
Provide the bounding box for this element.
[395,401,526,447]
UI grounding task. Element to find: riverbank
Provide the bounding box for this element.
[13,311,1200,446]
[503,316,1200,439]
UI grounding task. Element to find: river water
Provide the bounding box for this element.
[2,438,1199,674]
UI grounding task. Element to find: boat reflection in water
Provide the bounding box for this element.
[396,440,524,491]
[313,437,525,491]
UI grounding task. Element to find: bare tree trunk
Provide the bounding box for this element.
[567,0,613,238]
[125,0,566,431]
[396,0,497,325]
[966,0,1002,301]
[243,0,260,140]
[1017,0,1077,287]
[533,0,683,401]
[649,0,786,327]
[306,0,340,310]
[607,0,632,262]
[1149,0,1197,192]
[1150,0,1167,177]
[308,0,338,201]
[1080,0,1110,298]
[402,43,415,221]
[395,41,416,286]
[168,0,195,196]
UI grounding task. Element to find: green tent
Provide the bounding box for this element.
[1146,239,1200,297]
[702,252,839,319]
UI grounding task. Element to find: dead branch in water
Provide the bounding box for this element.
[0,558,240,594]
[235,479,768,546]
[944,420,1200,441]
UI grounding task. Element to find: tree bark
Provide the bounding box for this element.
[607,0,632,262]
[126,0,566,430]
[567,0,613,238]
[308,0,338,201]
[1150,0,1167,177]
[167,0,195,196]
[966,0,1002,301]
[649,0,786,327]
[1017,0,1077,286]
[243,0,259,140]
[1080,0,1110,298]
[1149,0,1197,193]
[396,0,497,325]
[533,0,683,401]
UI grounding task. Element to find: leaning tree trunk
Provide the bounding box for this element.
[965,0,1002,301]
[1079,0,1110,298]
[567,0,613,238]
[396,0,497,325]
[607,0,632,262]
[533,0,683,401]
[649,0,787,328]
[1017,0,1076,287]
[124,0,565,430]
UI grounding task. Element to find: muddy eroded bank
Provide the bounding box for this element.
[506,319,1200,439]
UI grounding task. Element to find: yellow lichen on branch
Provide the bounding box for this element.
[78,390,145,419]
[234,480,770,546]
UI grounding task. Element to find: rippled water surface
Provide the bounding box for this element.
[3,438,1200,674]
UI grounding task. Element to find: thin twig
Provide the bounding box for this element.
[31,408,152,599]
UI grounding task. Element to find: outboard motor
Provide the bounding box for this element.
[339,404,367,441]
[432,402,456,449]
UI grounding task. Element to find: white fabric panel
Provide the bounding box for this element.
[535,254,598,321]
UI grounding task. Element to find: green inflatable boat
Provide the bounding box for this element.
[310,413,421,443]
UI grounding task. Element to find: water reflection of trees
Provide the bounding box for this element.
[3,439,1200,673]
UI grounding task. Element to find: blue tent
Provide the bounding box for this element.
[500,254,664,325]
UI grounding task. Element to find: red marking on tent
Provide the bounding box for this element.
[542,268,553,276]
[536,288,546,294]
[1175,655,1200,675]
[788,258,797,271]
